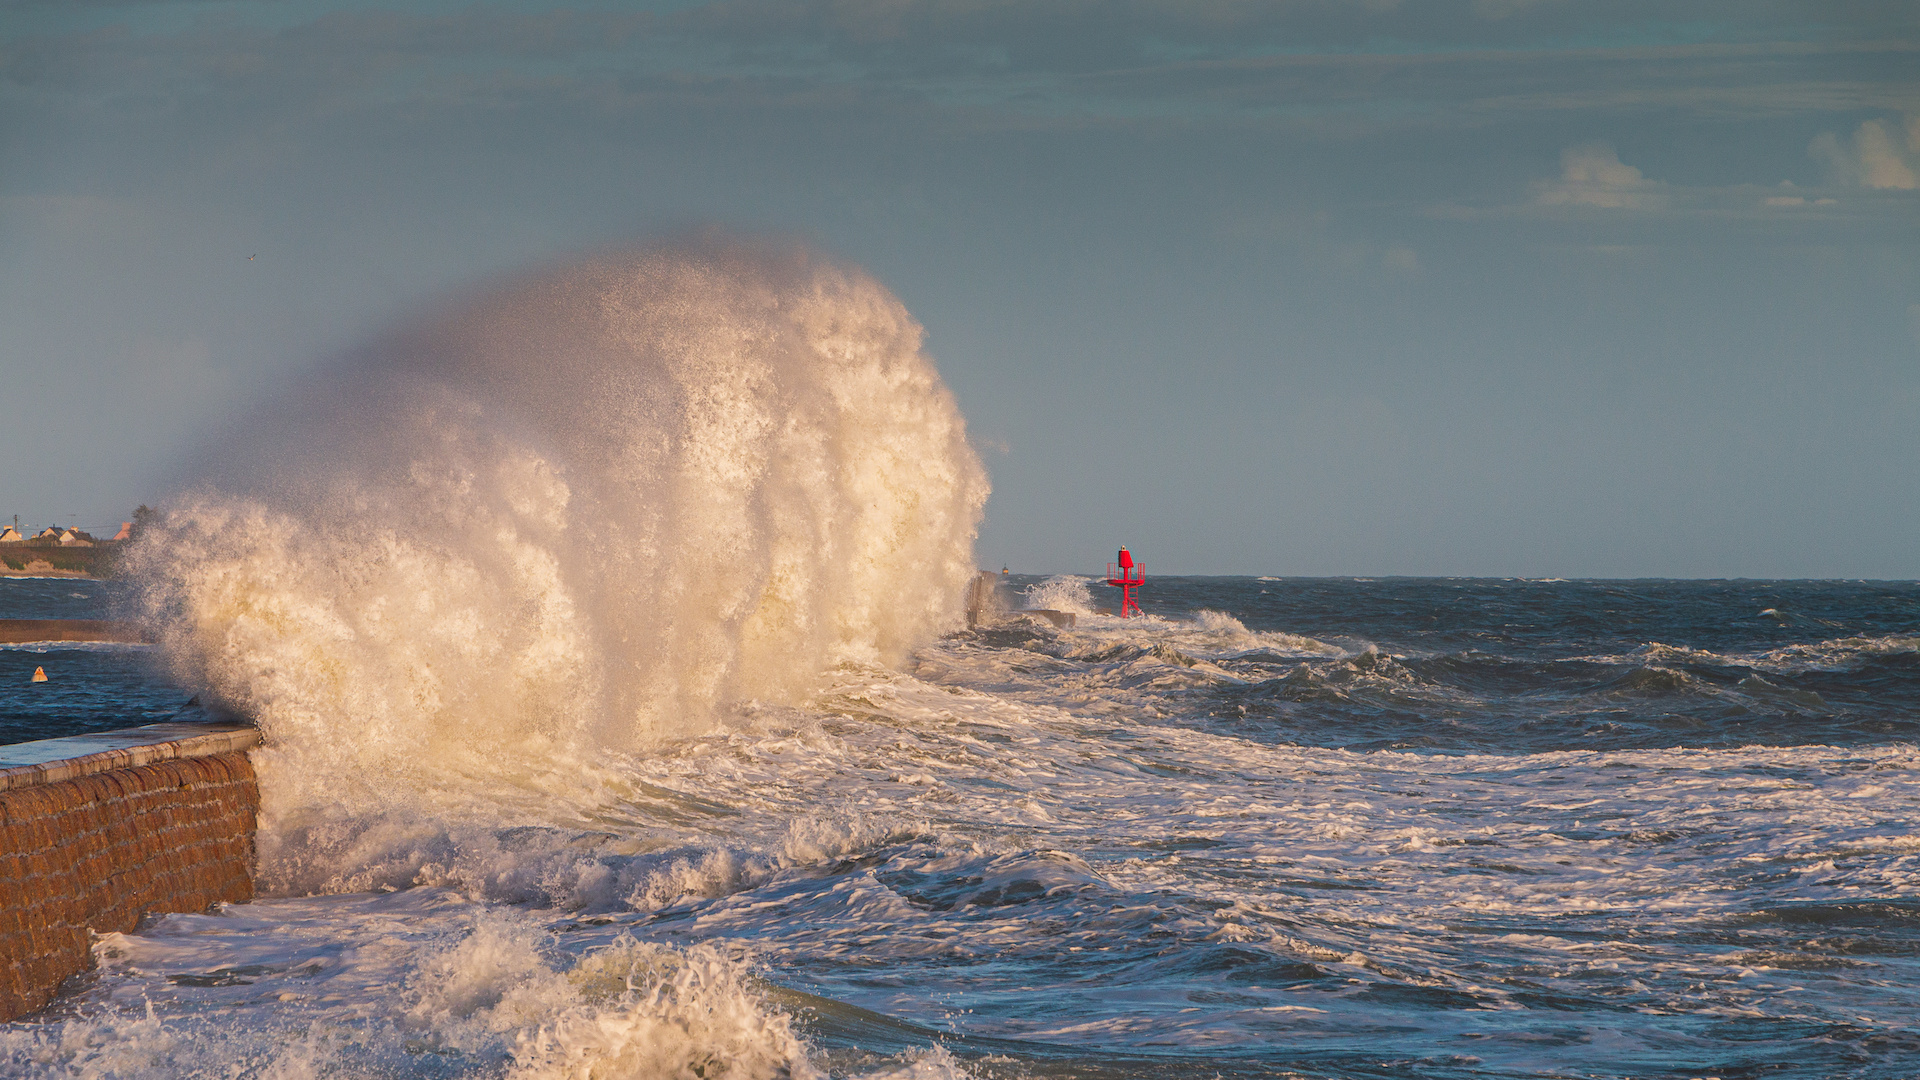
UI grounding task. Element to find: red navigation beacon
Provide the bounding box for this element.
[1105,546,1145,618]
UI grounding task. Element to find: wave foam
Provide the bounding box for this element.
[1022,575,1095,615]
[126,240,987,874]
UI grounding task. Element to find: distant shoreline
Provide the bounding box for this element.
[0,619,149,643]
[0,546,120,579]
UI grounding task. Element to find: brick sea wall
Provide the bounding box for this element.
[0,743,259,1021]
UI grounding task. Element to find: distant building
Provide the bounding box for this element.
[57,529,95,547]
[0,527,20,543]
[111,522,132,542]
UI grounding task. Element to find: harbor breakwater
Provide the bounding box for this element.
[0,720,259,1021]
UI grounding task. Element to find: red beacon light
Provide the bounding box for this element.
[1105,546,1145,618]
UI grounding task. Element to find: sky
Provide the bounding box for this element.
[2,0,1916,577]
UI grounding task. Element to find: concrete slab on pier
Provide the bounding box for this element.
[0,721,260,792]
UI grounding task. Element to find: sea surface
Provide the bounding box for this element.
[0,578,205,746]
[5,573,1919,1079]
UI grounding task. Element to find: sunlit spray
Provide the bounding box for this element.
[125,240,988,887]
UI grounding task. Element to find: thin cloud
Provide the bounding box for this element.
[1471,0,1565,20]
[1810,115,1920,189]
[1759,181,1837,209]
[10,4,1912,128]
[1532,143,1667,209]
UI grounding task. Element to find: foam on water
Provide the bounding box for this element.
[11,631,1920,1075]
[2,894,828,1079]
[1569,634,1920,677]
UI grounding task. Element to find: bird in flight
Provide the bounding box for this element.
[248,254,255,260]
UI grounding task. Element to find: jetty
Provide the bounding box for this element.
[0,718,261,1020]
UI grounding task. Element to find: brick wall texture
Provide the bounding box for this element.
[0,752,258,1020]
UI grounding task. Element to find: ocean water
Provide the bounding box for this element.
[4,244,1919,1078]
[0,578,203,745]
[4,575,1920,1078]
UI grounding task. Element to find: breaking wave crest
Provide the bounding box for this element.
[128,240,987,820]
[0,902,862,1079]
[1755,634,1920,672]
[1022,575,1094,614]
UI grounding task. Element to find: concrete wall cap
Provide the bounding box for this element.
[0,723,260,793]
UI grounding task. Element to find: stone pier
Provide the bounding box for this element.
[0,721,260,1021]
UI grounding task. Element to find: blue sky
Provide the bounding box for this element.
[2,0,1916,575]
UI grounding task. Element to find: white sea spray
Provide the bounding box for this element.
[126,241,986,856]
[1022,575,1095,614]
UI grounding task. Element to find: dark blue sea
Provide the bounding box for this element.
[0,577,199,746]
[4,574,1919,1079]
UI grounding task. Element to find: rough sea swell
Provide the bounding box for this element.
[5,246,1920,1078]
